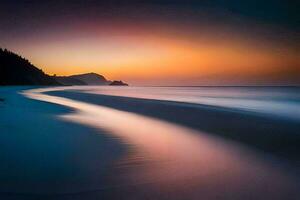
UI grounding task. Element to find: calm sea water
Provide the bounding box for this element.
[79,86,300,121]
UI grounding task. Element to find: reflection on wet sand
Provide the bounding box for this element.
[24,88,299,200]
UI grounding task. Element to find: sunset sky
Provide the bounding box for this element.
[0,0,299,85]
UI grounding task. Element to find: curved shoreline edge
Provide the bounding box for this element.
[0,87,126,195]
[1,86,300,199]
[25,87,300,199]
[46,89,300,163]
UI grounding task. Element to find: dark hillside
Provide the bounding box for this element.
[0,48,59,85]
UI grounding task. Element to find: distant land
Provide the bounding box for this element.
[109,80,128,86]
[54,73,128,86]
[53,73,108,85]
[0,48,128,86]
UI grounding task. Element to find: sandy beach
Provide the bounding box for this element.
[0,87,125,198]
[47,87,300,162]
[0,86,299,200]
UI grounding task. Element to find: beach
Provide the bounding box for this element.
[0,87,125,197]
[0,86,299,200]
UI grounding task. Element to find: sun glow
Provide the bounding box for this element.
[3,11,299,85]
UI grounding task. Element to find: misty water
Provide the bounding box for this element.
[21,87,300,199]
[80,86,300,121]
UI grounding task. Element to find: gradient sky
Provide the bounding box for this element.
[0,0,299,85]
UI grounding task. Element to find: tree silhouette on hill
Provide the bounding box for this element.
[0,48,59,85]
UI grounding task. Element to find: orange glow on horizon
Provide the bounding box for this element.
[7,25,300,85]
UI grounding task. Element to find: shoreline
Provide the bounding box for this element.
[47,89,300,163]
[25,87,300,199]
[0,87,126,195]
[1,86,299,199]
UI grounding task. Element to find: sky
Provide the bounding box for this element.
[0,0,299,85]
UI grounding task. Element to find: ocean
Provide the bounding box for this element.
[79,86,300,121]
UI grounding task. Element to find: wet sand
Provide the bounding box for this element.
[0,87,299,200]
[48,89,300,162]
[0,87,125,197]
